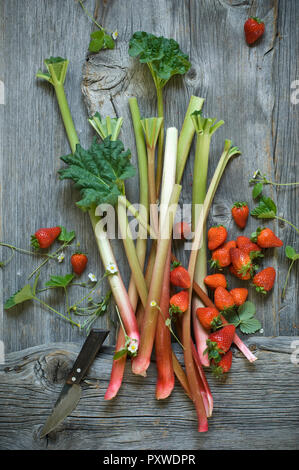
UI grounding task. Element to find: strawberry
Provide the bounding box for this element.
[169,290,189,314]
[244,17,265,45]
[214,286,235,312]
[71,252,88,275]
[208,225,227,251]
[210,240,236,269]
[211,350,233,376]
[204,273,227,290]
[31,226,61,249]
[170,262,191,289]
[229,287,248,306]
[230,247,254,280]
[205,325,236,362]
[229,264,246,280]
[173,221,191,240]
[251,227,283,249]
[196,307,223,330]
[231,202,249,229]
[252,267,276,294]
[236,236,262,255]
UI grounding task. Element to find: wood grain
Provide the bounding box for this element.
[0,0,299,450]
[0,340,298,450]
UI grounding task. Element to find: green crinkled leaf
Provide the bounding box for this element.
[251,195,277,219]
[58,226,76,243]
[45,273,74,289]
[59,137,135,210]
[4,284,34,310]
[128,31,191,87]
[239,317,262,335]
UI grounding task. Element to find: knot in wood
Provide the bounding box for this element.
[36,352,72,386]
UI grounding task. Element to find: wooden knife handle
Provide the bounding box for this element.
[65,329,109,385]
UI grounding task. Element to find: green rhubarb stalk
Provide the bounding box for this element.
[88,112,123,142]
[176,96,205,184]
[131,184,182,377]
[128,32,191,196]
[36,57,140,346]
[190,111,224,366]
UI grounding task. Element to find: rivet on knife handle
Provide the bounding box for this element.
[65,329,109,385]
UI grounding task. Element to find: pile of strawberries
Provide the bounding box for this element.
[197,201,283,376]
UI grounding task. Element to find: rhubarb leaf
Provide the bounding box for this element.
[128,31,191,88]
[251,195,277,219]
[59,137,135,210]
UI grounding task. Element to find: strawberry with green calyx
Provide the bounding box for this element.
[211,349,233,376]
[231,202,249,229]
[204,273,227,290]
[244,17,265,45]
[169,290,189,316]
[230,287,248,306]
[208,225,227,251]
[214,286,235,313]
[31,226,61,249]
[251,227,283,249]
[230,247,255,280]
[252,267,276,294]
[170,262,191,289]
[210,240,236,269]
[71,252,88,275]
[205,325,236,363]
[196,307,223,331]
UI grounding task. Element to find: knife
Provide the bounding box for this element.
[40,328,109,438]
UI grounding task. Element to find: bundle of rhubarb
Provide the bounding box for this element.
[36,32,269,433]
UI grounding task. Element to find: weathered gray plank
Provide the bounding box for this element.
[0,339,298,450]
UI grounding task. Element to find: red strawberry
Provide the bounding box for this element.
[196,307,223,331]
[214,286,235,312]
[204,273,227,290]
[229,264,246,280]
[253,267,276,294]
[236,236,262,255]
[208,225,227,251]
[71,253,88,275]
[230,287,248,306]
[31,226,61,249]
[205,325,236,362]
[170,263,191,289]
[210,240,236,269]
[252,227,283,248]
[173,221,191,240]
[230,247,254,280]
[231,202,249,229]
[169,290,189,314]
[211,350,233,376]
[244,17,265,45]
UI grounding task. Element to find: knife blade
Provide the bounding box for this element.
[40,328,109,438]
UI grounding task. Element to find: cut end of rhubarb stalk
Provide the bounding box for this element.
[131,356,149,377]
[156,377,175,400]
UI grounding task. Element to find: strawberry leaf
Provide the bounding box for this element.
[58,226,76,243]
[45,274,74,289]
[285,245,298,260]
[113,349,127,360]
[4,284,34,309]
[238,301,256,320]
[239,317,262,335]
[252,182,263,199]
[59,137,135,210]
[251,196,277,219]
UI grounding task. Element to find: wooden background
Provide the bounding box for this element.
[0,0,298,450]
